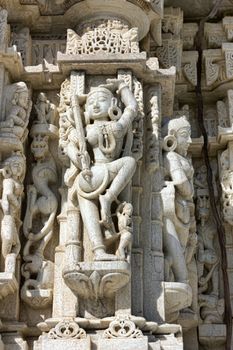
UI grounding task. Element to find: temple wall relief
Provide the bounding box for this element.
[0,1,232,350]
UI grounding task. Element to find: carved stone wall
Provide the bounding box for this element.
[0,1,232,350]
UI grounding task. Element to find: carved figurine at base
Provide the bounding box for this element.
[116,202,133,262]
[0,152,25,273]
[60,78,137,261]
[161,116,194,284]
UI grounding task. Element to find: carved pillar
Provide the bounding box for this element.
[65,71,85,267]
[142,84,165,322]
[131,162,143,316]
[219,141,233,310]
[52,185,78,319]
[0,7,9,123]
[130,75,145,317]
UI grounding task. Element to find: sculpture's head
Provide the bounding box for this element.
[3,152,25,180]
[164,116,192,156]
[37,92,47,103]
[123,203,133,216]
[31,134,49,160]
[13,82,29,109]
[85,87,113,123]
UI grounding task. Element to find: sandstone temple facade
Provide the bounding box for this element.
[0,1,233,349]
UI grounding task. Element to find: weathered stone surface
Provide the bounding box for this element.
[0,1,232,350]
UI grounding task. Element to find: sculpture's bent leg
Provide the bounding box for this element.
[100,156,136,225]
[163,217,188,283]
[78,195,117,261]
[1,215,15,258]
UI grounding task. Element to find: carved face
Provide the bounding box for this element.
[85,91,111,120]
[17,91,29,109]
[31,136,49,159]
[175,126,192,156]
[123,204,133,216]
[38,92,47,102]
[10,159,24,178]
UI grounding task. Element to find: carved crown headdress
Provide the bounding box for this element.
[86,87,113,101]
[167,116,191,135]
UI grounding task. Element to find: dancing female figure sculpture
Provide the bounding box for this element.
[61,78,137,261]
[161,116,194,283]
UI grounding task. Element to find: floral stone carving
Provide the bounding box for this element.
[48,320,86,339]
[103,315,143,338]
[66,19,139,55]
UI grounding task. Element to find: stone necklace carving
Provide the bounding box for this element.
[98,123,116,158]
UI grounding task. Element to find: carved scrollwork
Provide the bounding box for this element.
[156,39,182,71]
[225,50,233,79]
[103,316,143,339]
[48,320,86,339]
[183,61,197,86]
[205,57,220,86]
